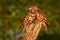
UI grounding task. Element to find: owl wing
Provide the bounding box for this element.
[36,11,49,31]
[22,14,29,27]
[22,13,35,27]
[36,10,48,26]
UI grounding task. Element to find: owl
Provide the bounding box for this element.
[23,5,49,32]
[29,5,49,31]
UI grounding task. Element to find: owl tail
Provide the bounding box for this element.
[42,22,49,33]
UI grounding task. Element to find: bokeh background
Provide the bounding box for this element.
[0,0,60,40]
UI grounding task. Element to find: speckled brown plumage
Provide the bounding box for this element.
[19,5,49,40]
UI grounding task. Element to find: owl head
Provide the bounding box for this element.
[29,5,39,13]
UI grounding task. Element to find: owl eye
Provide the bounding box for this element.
[29,7,32,11]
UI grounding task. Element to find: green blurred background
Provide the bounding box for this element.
[0,0,60,40]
